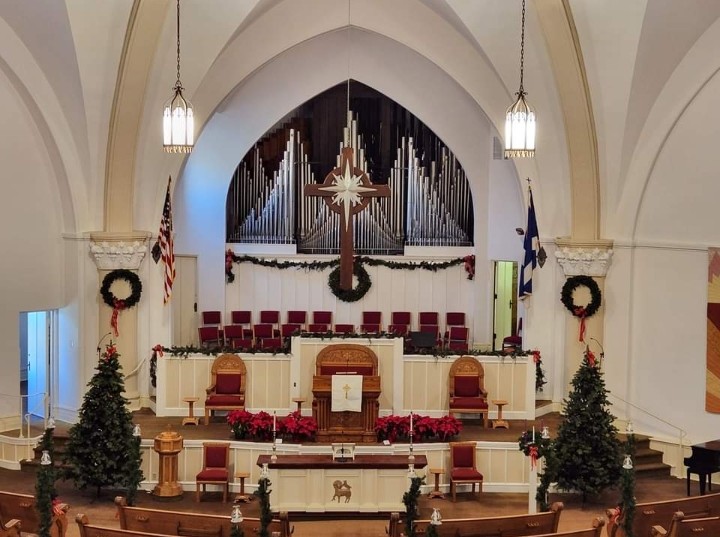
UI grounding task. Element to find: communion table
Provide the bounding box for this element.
[257,454,427,512]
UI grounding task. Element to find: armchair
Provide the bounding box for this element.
[204,354,246,425]
[448,356,489,427]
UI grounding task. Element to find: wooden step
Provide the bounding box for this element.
[634,461,672,478]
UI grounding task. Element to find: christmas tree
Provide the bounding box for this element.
[63,342,144,498]
[552,347,622,501]
[35,427,58,537]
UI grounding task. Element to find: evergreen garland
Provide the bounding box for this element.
[402,475,425,537]
[327,263,372,302]
[35,427,57,537]
[426,523,440,537]
[255,476,272,537]
[552,348,622,501]
[230,521,245,537]
[619,434,637,537]
[63,343,144,498]
[124,431,144,505]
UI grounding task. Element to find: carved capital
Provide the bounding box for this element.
[555,246,613,277]
[90,239,148,270]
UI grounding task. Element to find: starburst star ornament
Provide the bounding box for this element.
[319,160,376,231]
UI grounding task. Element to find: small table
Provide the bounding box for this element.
[234,471,252,502]
[492,399,509,429]
[428,468,445,499]
[182,397,199,426]
[292,397,306,412]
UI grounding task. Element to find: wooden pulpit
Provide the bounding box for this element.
[311,344,380,443]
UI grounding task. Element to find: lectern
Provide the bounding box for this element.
[153,428,183,498]
[312,344,380,443]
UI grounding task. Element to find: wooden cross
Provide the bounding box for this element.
[305,147,390,290]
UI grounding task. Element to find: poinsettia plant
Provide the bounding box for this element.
[374,414,462,442]
[279,411,318,442]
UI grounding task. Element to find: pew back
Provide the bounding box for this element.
[0,519,21,537]
[388,502,564,537]
[0,490,68,537]
[607,492,720,537]
[415,518,604,537]
[652,515,720,537]
[114,497,291,537]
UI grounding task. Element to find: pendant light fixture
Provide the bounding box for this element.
[504,0,536,158]
[163,0,194,153]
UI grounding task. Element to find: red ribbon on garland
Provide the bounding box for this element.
[152,344,164,357]
[52,498,65,517]
[529,445,539,469]
[573,306,587,342]
[463,255,475,280]
[531,350,541,364]
[111,299,126,337]
[608,506,622,526]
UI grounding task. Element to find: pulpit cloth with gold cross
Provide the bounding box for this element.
[331,374,363,412]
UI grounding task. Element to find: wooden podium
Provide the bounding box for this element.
[311,344,380,443]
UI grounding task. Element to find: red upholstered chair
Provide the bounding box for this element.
[252,323,274,347]
[204,354,246,425]
[360,323,381,334]
[447,326,470,352]
[287,310,307,328]
[258,337,283,350]
[449,441,483,502]
[388,324,409,337]
[444,312,466,342]
[198,326,222,348]
[419,323,441,347]
[502,335,523,353]
[308,323,329,332]
[223,325,247,348]
[449,356,489,427]
[419,311,439,326]
[334,323,355,334]
[229,338,253,350]
[260,310,280,326]
[230,310,253,338]
[195,442,230,502]
[313,311,332,325]
[391,311,411,327]
[361,311,382,329]
[202,310,222,327]
[281,323,302,341]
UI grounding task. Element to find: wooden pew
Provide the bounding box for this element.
[0,520,21,537]
[387,502,565,537]
[606,491,720,537]
[651,514,720,537]
[0,491,69,537]
[114,497,292,537]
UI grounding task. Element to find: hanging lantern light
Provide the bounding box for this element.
[626,421,634,434]
[260,462,270,480]
[407,464,416,478]
[40,450,52,466]
[505,0,536,158]
[430,508,443,526]
[541,426,550,439]
[133,424,142,437]
[163,0,194,153]
[230,504,243,524]
[623,455,633,470]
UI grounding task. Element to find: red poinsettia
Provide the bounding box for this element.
[279,411,318,442]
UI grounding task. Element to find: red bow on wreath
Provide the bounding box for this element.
[111,299,126,337]
[463,255,475,280]
[573,306,587,342]
[529,445,539,469]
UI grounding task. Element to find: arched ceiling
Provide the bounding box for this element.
[1,0,720,241]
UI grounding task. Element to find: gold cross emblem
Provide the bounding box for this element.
[343,383,351,399]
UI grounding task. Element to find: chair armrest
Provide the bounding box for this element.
[480,388,488,397]
[206,384,216,395]
[651,525,668,537]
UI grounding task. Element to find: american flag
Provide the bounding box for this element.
[152,176,175,303]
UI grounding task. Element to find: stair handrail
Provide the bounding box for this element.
[608,392,687,477]
[24,392,49,440]
[0,391,47,439]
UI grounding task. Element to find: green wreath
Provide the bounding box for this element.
[100,269,142,309]
[560,275,601,319]
[328,263,372,302]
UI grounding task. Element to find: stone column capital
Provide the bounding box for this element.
[554,239,614,277]
[89,232,152,270]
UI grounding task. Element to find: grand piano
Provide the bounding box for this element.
[684,439,720,496]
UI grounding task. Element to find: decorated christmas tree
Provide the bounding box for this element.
[35,426,58,537]
[63,342,143,498]
[552,347,622,501]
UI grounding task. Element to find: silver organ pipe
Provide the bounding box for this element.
[228,111,472,251]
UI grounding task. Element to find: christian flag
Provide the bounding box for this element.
[152,176,175,303]
[519,186,545,299]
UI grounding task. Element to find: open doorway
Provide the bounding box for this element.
[492,261,518,351]
[19,310,55,422]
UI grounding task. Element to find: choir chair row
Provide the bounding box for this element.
[198,310,470,351]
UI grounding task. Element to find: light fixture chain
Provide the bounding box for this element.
[518,0,526,93]
[176,0,182,86]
